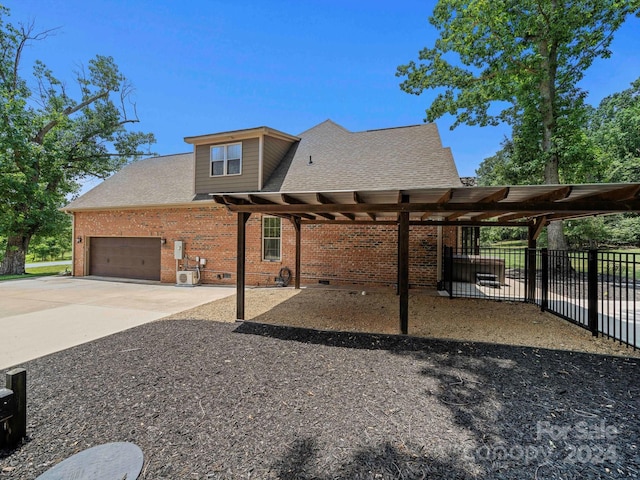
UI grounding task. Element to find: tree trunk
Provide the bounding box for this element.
[547,221,568,250]
[0,235,30,275]
[538,23,571,273]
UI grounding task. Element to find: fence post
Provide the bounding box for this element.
[541,249,548,312]
[588,249,599,337]
[526,248,537,303]
[444,246,454,299]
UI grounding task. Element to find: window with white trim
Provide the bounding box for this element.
[262,216,281,262]
[210,143,242,176]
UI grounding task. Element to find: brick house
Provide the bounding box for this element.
[63,119,462,287]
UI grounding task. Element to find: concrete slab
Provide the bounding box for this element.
[0,276,234,369]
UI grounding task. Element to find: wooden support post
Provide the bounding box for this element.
[236,212,250,321]
[398,211,410,335]
[436,225,443,287]
[293,218,301,289]
[396,221,401,296]
[4,368,26,447]
[397,194,410,296]
[588,249,599,337]
[396,243,400,296]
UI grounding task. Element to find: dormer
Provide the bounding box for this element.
[184,127,300,194]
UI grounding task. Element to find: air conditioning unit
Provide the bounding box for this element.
[176,270,198,286]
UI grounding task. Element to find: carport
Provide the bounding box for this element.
[215,183,640,334]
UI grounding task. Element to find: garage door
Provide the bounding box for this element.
[89,237,161,281]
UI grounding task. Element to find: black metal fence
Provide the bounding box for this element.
[441,247,529,302]
[441,246,639,349]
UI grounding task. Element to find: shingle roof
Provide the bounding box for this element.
[62,153,194,211]
[63,120,462,211]
[262,120,461,192]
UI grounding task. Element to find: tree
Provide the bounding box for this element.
[476,137,545,187]
[477,107,603,187]
[0,7,155,275]
[29,214,72,262]
[397,0,639,250]
[588,77,640,183]
[588,77,640,245]
[478,77,640,246]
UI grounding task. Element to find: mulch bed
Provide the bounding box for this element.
[1,320,639,479]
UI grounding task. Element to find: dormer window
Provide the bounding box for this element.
[211,143,242,176]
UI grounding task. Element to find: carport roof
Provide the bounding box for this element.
[212,183,640,228]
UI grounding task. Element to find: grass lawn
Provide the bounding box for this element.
[471,246,528,270]
[483,239,528,248]
[475,242,640,277]
[0,264,70,282]
[25,251,72,263]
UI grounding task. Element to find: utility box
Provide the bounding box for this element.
[1,368,26,449]
[0,388,15,423]
[174,241,184,260]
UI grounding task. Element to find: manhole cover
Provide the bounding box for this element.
[35,442,143,480]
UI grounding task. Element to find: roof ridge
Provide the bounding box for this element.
[297,119,350,136]
[142,152,192,159]
[363,124,430,133]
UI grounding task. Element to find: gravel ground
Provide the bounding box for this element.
[167,287,640,358]
[1,288,639,479]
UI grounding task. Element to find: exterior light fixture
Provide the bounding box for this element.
[76,236,82,243]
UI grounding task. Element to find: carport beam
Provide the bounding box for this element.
[237,212,251,320]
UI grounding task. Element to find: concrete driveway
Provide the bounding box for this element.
[0,276,234,369]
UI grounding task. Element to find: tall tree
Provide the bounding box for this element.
[588,77,640,183]
[476,138,540,187]
[0,7,155,274]
[398,0,639,250]
[478,77,640,246]
[478,106,602,187]
[588,77,640,245]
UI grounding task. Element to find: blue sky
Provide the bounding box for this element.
[6,1,640,179]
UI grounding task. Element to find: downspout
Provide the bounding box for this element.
[68,211,75,276]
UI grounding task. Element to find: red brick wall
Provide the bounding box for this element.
[72,207,454,288]
[300,224,449,287]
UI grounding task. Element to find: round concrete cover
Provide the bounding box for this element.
[35,442,143,480]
